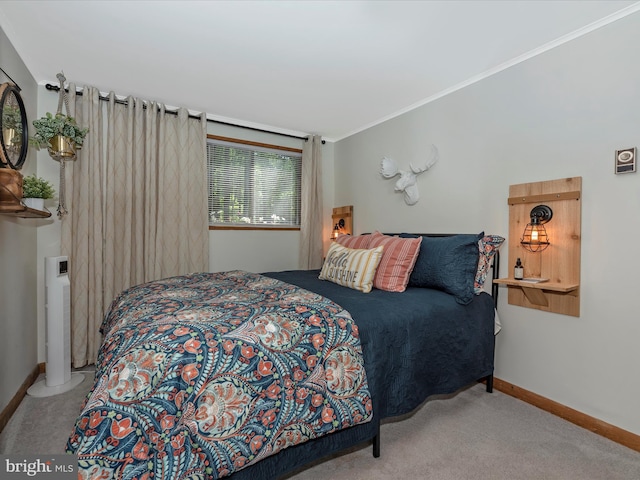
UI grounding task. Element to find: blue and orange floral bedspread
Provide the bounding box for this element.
[67,271,372,479]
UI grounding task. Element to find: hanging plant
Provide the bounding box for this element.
[29,112,88,149]
[33,71,88,218]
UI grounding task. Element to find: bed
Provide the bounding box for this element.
[66,232,503,480]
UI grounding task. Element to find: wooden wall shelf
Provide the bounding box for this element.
[493,278,579,293]
[493,278,579,308]
[0,203,52,218]
[0,169,52,218]
[494,177,582,317]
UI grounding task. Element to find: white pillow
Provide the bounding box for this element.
[319,243,384,293]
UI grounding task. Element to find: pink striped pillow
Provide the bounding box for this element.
[336,233,371,249]
[368,231,422,292]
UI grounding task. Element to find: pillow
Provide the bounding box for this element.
[402,233,483,305]
[318,243,384,293]
[368,231,422,292]
[336,233,371,249]
[475,235,505,294]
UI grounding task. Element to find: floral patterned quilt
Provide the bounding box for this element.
[67,271,372,479]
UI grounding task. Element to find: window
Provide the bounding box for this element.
[207,136,302,228]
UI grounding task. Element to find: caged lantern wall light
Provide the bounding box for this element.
[520,204,552,252]
[331,218,346,240]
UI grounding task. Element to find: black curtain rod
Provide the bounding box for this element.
[45,84,324,143]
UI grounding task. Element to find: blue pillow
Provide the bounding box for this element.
[401,233,483,305]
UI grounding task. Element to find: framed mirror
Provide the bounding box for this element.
[0,82,28,170]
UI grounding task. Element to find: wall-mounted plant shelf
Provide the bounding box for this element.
[494,176,582,317]
[0,202,52,218]
[0,169,52,218]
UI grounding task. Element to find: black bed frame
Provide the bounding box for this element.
[231,234,501,479]
[367,236,501,458]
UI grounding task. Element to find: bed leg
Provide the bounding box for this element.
[372,421,381,458]
[486,374,494,393]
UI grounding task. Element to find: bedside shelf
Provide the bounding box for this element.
[0,203,52,218]
[501,176,581,317]
[493,278,579,293]
[493,278,579,309]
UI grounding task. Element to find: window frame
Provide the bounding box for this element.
[206,134,303,231]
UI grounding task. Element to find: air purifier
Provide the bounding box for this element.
[27,256,84,397]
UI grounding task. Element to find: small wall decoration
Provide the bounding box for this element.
[380,144,438,205]
[614,147,636,174]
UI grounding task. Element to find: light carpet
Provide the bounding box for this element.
[1,371,639,480]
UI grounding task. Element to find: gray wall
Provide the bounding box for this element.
[0,26,39,414]
[334,12,640,436]
[5,7,639,443]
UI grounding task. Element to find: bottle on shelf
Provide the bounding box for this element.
[514,258,524,280]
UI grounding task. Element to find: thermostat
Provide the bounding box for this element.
[615,147,636,174]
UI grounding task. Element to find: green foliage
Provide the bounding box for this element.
[30,112,88,148]
[22,174,55,199]
[2,105,23,132]
[208,144,301,226]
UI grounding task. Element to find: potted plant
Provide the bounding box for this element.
[22,174,55,210]
[30,112,88,160]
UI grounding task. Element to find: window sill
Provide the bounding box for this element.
[209,225,300,231]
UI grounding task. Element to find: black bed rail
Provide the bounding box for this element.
[491,250,500,308]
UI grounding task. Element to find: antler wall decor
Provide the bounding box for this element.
[380,144,439,205]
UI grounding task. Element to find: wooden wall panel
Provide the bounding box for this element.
[495,177,581,317]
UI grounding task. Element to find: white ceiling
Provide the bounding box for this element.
[1,1,638,141]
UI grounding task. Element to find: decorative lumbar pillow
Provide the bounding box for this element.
[475,234,505,294]
[336,233,371,249]
[319,243,384,293]
[368,231,422,293]
[402,233,483,305]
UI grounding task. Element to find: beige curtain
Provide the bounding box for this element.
[61,85,104,368]
[299,135,324,269]
[62,88,209,367]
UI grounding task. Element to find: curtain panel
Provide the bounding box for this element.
[299,135,324,269]
[60,85,104,368]
[62,88,208,367]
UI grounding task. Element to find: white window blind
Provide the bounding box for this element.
[207,138,302,227]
